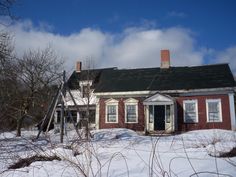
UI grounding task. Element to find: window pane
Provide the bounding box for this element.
[185,113,196,123]
[166,105,171,123]
[184,101,197,123]
[185,103,195,112]
[149,106,154,123]
[126,105,137,122]
[107,105,117,122]
[208,102,218,112]
[208,101,220,122]
[209,112,219,121]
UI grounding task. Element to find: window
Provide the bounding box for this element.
[126,104,137,123]
[166,105,171,123]
[79,80,92,98]
[124,98,138,123]
[149,105,154,123]
[105,99,118,123]
[66,110,77,123]
[82,85,89,98]
[183,100,198,123]
[107,105,117,122]
[206,99,222,122]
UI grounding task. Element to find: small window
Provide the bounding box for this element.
[166,105,171,123]
[149,105,154,123]
[89,110,95,124]
[107,105,117,123]
[82,85,89,98]
[206,99,222,122]
[126,104,137,123]
[184,100,198,123]
[66,110,77,123]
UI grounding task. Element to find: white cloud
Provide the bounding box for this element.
[215,46,236,75]
[6,20,205,72]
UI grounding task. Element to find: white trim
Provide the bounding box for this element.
[206,99,222,123]
[105,98,119,104]
[124,98,138,123]
[79,80,93,87]
[124,98,139,104]
[95,98,100,129]
[144,101,173,105]
[94,87,235,96]
[228,93,236,130]
[76,111,80,123]
[159,87,235,94]
[183,100,199,123]
[105,99,119,123]
[165,105,171,123]
[95,91,153,96]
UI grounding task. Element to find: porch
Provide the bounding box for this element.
[144,93,176,133]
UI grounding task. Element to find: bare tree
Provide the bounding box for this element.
[83,59,94,140]
[0,32,18,131]
[15,47,64,136]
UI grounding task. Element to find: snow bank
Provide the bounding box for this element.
[92,128,138,141]
[181,129,236,156]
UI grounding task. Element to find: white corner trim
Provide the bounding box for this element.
[206,99,223,123]
[229,93,236,130]
[95,98,100,129]
[183,100,199,123]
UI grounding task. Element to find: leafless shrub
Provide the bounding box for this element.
[8,155,61,169]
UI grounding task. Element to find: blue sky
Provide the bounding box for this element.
[5,0,236,73]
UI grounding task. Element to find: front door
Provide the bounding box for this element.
[154,105,165,130]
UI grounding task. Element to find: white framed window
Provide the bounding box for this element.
[206,99,222,122]
[149,105,154,123]
[105,99,118,123]
[79,80,92,98]
[124,98,138,123]
[183,100,198,123]
[166,105,171,123]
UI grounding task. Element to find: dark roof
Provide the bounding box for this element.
[67,68,116,89]
[94,64,235,92]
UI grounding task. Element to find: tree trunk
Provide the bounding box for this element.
[16,115,24,136]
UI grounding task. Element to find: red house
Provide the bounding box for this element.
[67,50,236,133]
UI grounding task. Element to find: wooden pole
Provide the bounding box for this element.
[60,70,66,143]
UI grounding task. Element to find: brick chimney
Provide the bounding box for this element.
[160,50,170,69]
[76,61,82,72]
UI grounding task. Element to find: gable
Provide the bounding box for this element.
[143,93,174,105]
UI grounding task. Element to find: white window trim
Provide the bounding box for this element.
[183,100,199,123]
[206,99,222,123]
[124,98,138,123]
[105,98,119,123]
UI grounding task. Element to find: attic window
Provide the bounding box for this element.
[82,85,89,98]
[79,80,92,98]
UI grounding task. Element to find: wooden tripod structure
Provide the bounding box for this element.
[36,71,82,143]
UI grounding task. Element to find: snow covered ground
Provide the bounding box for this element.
[0,128,235,177]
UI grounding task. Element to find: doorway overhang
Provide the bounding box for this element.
[143,92,174,105]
